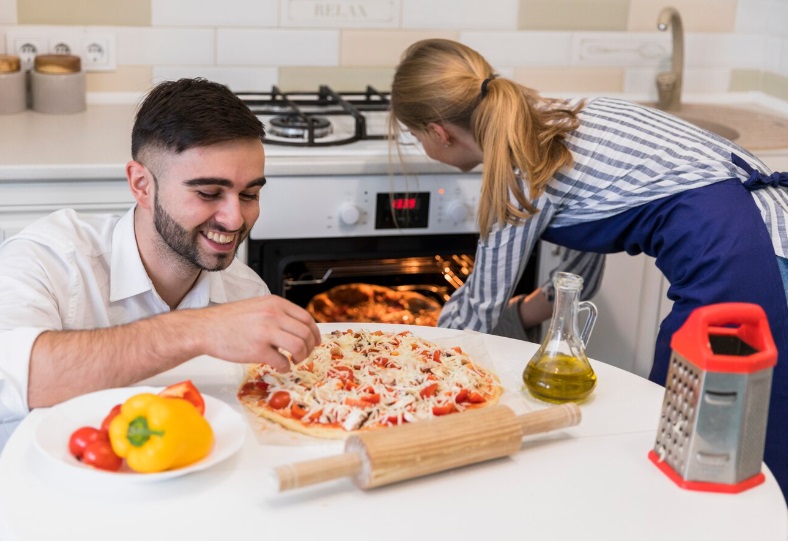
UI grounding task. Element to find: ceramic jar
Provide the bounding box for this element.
[30,54,86,114]
[0,55,26,114]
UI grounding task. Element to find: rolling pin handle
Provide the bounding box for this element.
[272,451,364,492]
[518,403,582,437]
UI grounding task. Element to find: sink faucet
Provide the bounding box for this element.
[656,6,684,111]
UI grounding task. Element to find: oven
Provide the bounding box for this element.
[238,86,538,324]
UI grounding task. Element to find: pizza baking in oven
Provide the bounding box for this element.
[306,283,442,326]
[237,328,503,439]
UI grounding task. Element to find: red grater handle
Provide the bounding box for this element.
[671,303,777,373]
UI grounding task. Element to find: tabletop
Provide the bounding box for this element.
[0,323,785,541]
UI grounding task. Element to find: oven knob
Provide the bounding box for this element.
[338,203,361,225]
[446,200,470,222]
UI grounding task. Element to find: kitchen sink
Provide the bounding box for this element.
[640,102,788,151]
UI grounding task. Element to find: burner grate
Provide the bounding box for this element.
[236,85,391,147]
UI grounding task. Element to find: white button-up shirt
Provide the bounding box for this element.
[0,206,269,450]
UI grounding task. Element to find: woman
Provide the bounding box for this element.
[389,38,788,494]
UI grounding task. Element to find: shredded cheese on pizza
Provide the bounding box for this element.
[238,329,502,437]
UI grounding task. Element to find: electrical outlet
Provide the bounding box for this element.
[10,36,47,71]
[48,34,82,56]
[81,33,116,71]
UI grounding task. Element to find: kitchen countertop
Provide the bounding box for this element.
[0,101,452,180]
[0,91,787,182]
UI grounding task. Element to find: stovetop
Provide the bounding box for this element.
[238,86,387,143]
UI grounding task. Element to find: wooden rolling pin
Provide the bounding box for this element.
[272,402,581,492]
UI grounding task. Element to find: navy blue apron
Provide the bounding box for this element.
[540,157,788,496]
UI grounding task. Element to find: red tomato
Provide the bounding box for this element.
[100,404,122,432]
[159,380,206,415]
[329,366,354,379]
[454,388,469,404]
[467,391,486,404]
[269,390,291,409]
[68,426,107,459]
[420,383,439,398]
[432,404,456,416]
[291,403,307,419]
[82,440,123,471]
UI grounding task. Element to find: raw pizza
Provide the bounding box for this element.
[237,328,503,439]
[306,283,442,327]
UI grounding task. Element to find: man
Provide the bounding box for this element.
[0,78,320,448]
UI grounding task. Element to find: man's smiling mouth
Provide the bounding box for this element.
[205,231,235,245]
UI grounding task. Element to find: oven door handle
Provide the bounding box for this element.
[284,268,333,289]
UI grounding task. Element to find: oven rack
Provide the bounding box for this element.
[283,255,474,298]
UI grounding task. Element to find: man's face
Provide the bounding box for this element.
[147,138,266,272]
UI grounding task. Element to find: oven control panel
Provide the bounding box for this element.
[252,174,482,239]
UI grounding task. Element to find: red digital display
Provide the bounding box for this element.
[391,197,417,210]
[375,192,430,229]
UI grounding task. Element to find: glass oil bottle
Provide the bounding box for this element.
[523,272,598,403]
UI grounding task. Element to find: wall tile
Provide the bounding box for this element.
[17,0,151,26]
[770,1,788,35]
[628,0,738,32]
[513,66,625,93]
[217,29,339,66]
[729,68,764,91]
[153,66,278,91]
[86,65,153,93]
[734,0,774,33]
[686,34,766,69]
[624,65,732,96]
[461,31,573,67]
[764,71,788,100]
[402,0,518,30]
[278,66,394,91]
[341,30,458,66]
[518,0,629,31]
[281,0,400,28]
[152,0,278,27]
[115,27,214,65]
[0,0,16,24]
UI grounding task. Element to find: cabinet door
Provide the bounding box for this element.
[0,179,133,240]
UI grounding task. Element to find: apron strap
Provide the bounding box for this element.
[732,152,788,190]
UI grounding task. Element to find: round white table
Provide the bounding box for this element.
[0,324,785,540]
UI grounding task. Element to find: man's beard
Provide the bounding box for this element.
[153,195,246,272]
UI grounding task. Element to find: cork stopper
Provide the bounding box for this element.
[0,55,21,73]
[34,54,82,74]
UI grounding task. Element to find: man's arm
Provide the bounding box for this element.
[28,295,320,408]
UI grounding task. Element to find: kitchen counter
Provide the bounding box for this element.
[0,102,455,180]
[0,92,787,183]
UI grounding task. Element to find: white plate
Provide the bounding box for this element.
[33,386,246,483]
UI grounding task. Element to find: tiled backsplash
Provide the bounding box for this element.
[0,0,786,101]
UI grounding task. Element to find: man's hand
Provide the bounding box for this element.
[191,295,321,372]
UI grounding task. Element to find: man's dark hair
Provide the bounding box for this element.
[131,78,264,161]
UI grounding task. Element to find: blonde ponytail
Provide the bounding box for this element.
[390,39,583,237]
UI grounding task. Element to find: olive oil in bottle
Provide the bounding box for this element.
[523,353,597,403]
[523,272,598,404]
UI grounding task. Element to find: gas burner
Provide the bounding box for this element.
[235,85,390,147]
[268,115,332,139]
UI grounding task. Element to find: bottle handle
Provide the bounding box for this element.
[578,301,598,345]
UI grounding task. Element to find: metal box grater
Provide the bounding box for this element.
[649,303,777,493]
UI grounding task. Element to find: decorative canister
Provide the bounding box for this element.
[30,54,86,114]
[0,55,27,114]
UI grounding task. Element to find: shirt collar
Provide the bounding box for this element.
[109,206,153,302]
[109,206,232,306]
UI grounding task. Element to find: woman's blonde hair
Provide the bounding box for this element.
[389,38,583,237]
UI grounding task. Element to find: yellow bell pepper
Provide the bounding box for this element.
[108,393,214,473]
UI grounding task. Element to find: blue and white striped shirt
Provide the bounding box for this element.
[439,97,788,332]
